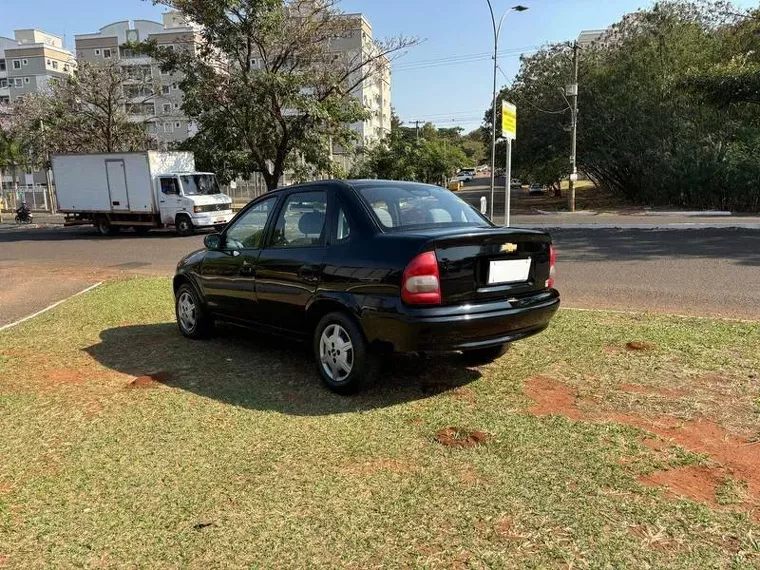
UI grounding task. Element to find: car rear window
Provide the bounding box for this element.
[354,182,490,231]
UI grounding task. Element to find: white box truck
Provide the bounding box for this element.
[52,151,234,235]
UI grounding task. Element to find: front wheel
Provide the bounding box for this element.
[461,343,510,366]
[176,215,194,237]
[175,283,214,339]
[14,215,20,224]
[313,312,376,395]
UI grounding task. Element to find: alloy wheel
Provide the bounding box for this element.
[177,291,197,332]
[319,324,354,382]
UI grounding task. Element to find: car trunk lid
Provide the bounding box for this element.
[422,227,553,305]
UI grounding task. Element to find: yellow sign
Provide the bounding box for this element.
[502,101,517,140]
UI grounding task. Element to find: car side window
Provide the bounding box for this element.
[160,178,179,195]
[225,196,277,250]
[270,191,327,249]
[335,207,352,243]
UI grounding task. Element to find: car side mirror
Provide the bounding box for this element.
[204,233,223,251]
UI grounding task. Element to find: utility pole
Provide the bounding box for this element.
[415,120,420,143]
[568,41,579,212]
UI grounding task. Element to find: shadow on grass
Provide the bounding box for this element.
[84,323,481,416]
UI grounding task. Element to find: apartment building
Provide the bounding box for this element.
[0,29,75,105]
[328,14,392,171]
[74,13,200,149]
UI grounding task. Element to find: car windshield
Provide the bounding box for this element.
[181,174,221,196]
[354,182,490,231]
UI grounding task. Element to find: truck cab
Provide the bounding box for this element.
[156,172,233,235]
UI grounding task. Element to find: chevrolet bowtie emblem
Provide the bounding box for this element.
[500,243,518,253]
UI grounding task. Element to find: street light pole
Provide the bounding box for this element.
[568,41,579,212]
[486,2,528,220]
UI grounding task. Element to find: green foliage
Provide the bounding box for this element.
[491,1,760,211]
[351,118,471,184]
[149,0,414,190]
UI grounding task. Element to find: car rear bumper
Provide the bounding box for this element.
[362,290,560,353]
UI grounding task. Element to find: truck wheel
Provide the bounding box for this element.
[95,217,117,236]
[176,215,194,237]
[313,312,376,395]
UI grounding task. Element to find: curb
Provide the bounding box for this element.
[0,282,103,333]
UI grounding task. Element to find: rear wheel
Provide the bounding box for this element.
[461,343,510,366]
[175,283,214,339]
[95,216,117,236]
[176,215,194,237]
[313,312,375,395]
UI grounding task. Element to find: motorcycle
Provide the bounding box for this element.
[14,205,33,225]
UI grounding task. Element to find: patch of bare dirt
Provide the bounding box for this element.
[0,482,13,495]
[524,376,760,511]
[0,553,7,568]
[639,466,723,507]
[435,427,489,448]
[343,458,418,477]
[625,341,657,352]
[619,383,688,398]
[45,369,86,384]
[524,375,584,420]
[127,371,172,389]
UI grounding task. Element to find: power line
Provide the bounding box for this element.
[394,45,539,69]
[394,47,539,72]
[496,66,570,115]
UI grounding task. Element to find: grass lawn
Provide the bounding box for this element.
[1,278,759,568]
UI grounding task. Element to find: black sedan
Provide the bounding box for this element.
[174,179,559,393]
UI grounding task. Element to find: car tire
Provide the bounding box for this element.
[176,214,194,237]
[313,311,376,395]
[175,283,214,339]
[461,343,510,366]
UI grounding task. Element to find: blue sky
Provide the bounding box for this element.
[3,0,757,132]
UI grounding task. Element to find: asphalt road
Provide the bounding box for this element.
[1,224,759,320]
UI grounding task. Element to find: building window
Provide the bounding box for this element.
[162,103,171,114]
[63,64,69,72]
[51,61,58,70]
[173,103,179,109]
[164,122,174,133]
[162,85,170,95]
[46,59,51,66]
[175,122,181,128]
[12,78,23,87]
[23,77,30,84]
[0,96,9,104]
[146,123,158,134]
[0,79,6,88]
[103,49,112,59]
[0,59,5,71]
[95,49,101,55]
[12,60,21,70]
[22,59,28,66]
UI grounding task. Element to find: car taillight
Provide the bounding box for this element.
[546,245,556,288]
[402,251,441,305]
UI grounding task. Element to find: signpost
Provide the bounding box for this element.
[501,101,517,227]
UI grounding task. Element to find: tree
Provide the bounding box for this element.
[147,0,416,190]
[351,118,468,184]
[11,61,151,159]
[489,0,760,212]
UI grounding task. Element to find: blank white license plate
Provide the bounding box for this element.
[488,258,532,285]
